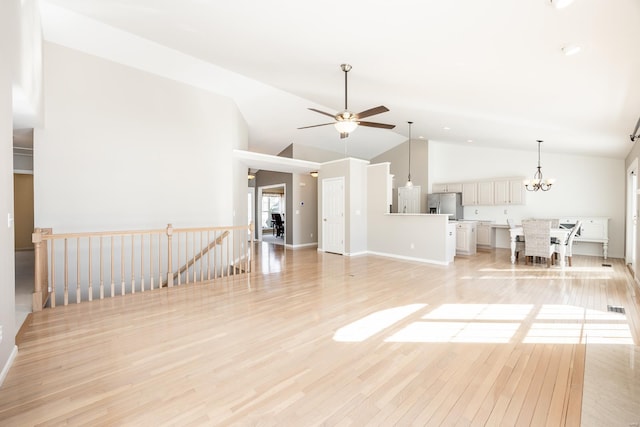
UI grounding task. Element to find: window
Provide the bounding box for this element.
[261,194,283,229]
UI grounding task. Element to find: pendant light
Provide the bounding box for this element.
[405,121,413,187]
[524,140,555,191]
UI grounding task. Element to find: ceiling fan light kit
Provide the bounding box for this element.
[298,64,395,139]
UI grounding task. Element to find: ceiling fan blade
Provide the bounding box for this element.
[308,108,336,119]
[356,106,389,119]
[297,122,335,130]
[358,121,396,130]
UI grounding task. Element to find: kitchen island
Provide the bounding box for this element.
[368,163,457,265]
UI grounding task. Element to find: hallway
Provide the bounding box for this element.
[14,250,32,331]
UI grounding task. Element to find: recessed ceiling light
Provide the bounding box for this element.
[467,139,473,143]
[418,136,425,139]
[562,44,581,56]
[443,126,451,131]
[549,0,574,9]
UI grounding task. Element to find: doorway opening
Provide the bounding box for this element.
[13,128,35,331]
[257,184,286,246]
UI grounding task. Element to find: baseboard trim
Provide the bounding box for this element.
[345,251,367,257]
[367,251,449,266]
[0,345,18,388]
[315,248,450,265]
[285,242,318,250]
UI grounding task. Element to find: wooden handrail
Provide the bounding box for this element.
[32,223,254,311]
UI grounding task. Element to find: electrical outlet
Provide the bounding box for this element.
[310,233,313,238]
[410,243,415,249]
[0,325,3,344]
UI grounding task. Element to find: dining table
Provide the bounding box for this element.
[509,226,571,267]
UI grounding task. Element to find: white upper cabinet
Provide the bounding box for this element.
[432,183,463,193]
[462,182,477,205]
[439,177,526,206]
[462,181,493,205]
[478,182,494,205]
[494,178,526,205]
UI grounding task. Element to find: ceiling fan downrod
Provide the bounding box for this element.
[341,63,352,111]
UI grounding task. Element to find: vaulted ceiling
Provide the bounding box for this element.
[37,0,640,160]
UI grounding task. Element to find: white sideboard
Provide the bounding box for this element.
[559,217,609,259]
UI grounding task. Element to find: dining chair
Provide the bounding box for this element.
[554,220,581,266]
[507,218,525,260]
[533,218,561,243]
[523,219,555,267]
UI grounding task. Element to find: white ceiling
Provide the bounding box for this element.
[34,0,640,160]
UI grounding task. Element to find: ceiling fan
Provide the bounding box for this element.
[298,64,395,139]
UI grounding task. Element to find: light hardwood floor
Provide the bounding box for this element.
[1,244,639,426]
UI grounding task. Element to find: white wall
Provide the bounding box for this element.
[429,141,625,258]
[35,43,248,232]
[348,159,368,255]
[291,173,318,247]
[13,0,43,129]
[292,144,344,163]
[0,0,19,385]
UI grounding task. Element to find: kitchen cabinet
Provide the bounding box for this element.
[398,185,421,213]
[476,221,495,248]
[432,183,463,193]
[494,178,526,205]
[455,221,477,255]
[446,223,456,262]
[462,182,494,206]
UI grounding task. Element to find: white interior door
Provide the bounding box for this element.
[322,177,345,255]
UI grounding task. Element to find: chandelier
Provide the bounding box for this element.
[524,140,555,192]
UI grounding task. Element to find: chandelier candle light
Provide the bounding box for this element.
[524,140,555,191]
[405,121,413,188]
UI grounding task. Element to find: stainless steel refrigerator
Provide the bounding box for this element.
[427,192,463,220]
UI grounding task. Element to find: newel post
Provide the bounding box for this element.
[32,228,44,312]
[166,223,174,287]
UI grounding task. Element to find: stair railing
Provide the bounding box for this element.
[31,223,254,311]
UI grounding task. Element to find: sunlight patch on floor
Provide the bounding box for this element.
[423,303,533,321]
[334,302,635,345]
[333,304,426,342]
[536,304,627,321]
[478,266,616,273]
[385,321,520,343]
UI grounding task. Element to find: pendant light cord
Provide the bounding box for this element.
[408,121,413,183]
